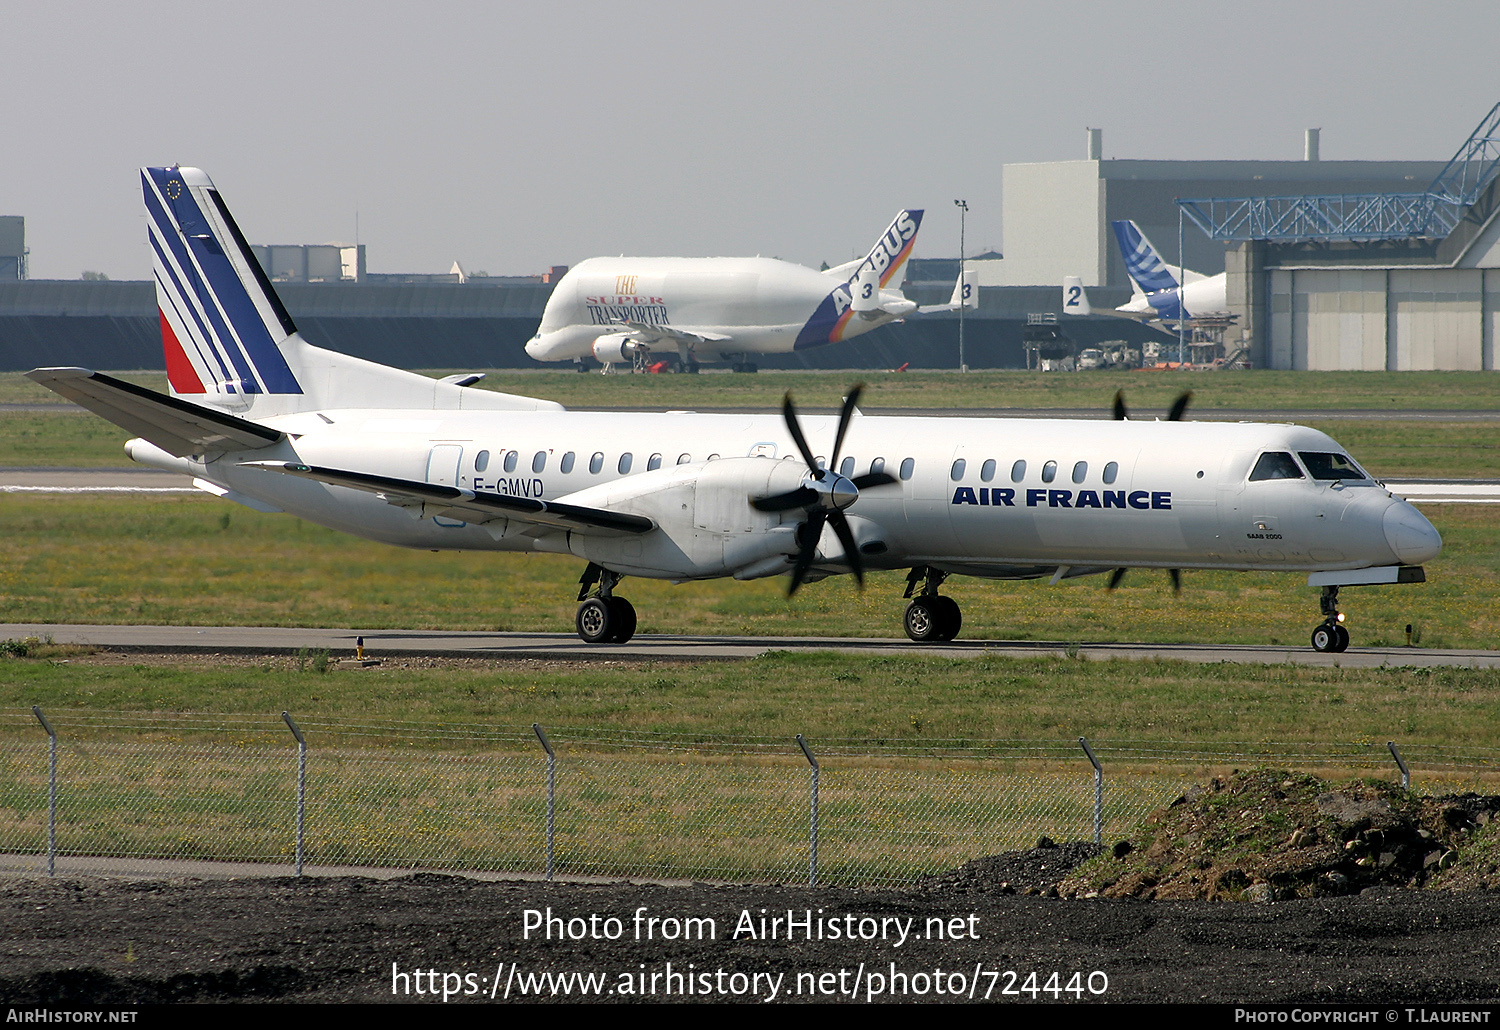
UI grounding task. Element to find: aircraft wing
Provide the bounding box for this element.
[241,461,656,535]
[615,320,732,346]
[27,367,283,456]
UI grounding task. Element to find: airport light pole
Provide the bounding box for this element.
[954,199,968,372]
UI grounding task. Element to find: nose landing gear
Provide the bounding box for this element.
[1311,585,1350,653]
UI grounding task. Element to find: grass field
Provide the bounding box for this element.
[0,494,1495,649]
[4,650,1499,748]
[5,368,1498,410]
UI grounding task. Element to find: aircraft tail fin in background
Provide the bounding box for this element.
[852,209,924,289]
[142,166,560,417]
[917,268,979,314]
[1061,276,1092,316]
[1111,220,1182,294]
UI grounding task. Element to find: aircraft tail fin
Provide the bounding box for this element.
[855,209,924,289]
[142,166,559,416]
[1111,220,1181,294]
[1062,276,1092,315]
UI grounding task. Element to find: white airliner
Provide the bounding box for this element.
[524,210,977,371]
[1063,220,1228,332]
[28,168,1440,653]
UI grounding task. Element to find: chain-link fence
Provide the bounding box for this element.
[2,708,1496,888]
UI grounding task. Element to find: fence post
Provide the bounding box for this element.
[533,724,556,881]
[796,735,819,887]
[31,707,56,878]
[1387,741,1411,791]
[282,712,306,877]
[1079,737,1102,845]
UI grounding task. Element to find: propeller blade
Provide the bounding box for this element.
[1107,567,1128,590]
[1166,390,1193,422]
[782,393,819,470]
[1169,568,1182,595]
[851,471,897,490]
[751,486,817,513]
[827,511,865,589]
[1112,390,1129,421]
[786,512,826,596]
[828,384,864,470]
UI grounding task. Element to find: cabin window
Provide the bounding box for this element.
[1103,461,1118,484]
[560,451,575,474]
[840,456,855,478]
[950,458,966,481]
[532,451,546,473]
[707,453,720,461]
[899,457,915,481]
[618,453,633,474]
[870,457,886,475]
[1041,460,1057,483]
[1072,461,1087,484]
[589,452,604,474]
[503,450,518,473]
[1299,452,1367,481]
[980,459,996,482]
[677,453,692,465]
[1249,452,1304,481]
[474,450,490,473]
[1010,460,1026,483]
[647,453,663,471]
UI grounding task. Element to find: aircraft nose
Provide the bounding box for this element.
[1384,500,1442,564]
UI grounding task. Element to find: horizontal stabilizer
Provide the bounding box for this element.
[243,461,656,535]
[27,367,283,457]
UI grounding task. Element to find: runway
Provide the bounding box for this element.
[4,622,1496,668]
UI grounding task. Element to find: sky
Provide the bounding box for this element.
[6,0,1497,280]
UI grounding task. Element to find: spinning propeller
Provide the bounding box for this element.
[751,385,897,595]
[1108,387,1193,594]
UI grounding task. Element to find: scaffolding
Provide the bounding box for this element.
[1178,101,1500,243]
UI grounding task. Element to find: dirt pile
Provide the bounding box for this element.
[919,837,1101,895]
[1056,769,1500,901]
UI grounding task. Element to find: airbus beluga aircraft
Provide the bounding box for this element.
[29,168,1440,652]
[524,209,977,372]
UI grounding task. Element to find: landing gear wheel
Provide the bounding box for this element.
[606,596,637,644]
[904,598,942,642]
[1311,622,1348,654]
[905,596,960,642]
[932,595,962,641]
[576,597,613,644]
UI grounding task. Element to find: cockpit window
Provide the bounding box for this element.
[1249,451,1304,482]
[1298,452,1367,481]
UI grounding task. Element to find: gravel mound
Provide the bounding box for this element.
[919,836,1102,895]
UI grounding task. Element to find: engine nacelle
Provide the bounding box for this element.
[559,456,811,580]
[592,332,644,363]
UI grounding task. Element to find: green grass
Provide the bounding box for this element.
[3,652,1500,748]
[6,368,1498,410]
[0,495,1495,649]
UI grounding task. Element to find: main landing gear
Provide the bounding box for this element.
[902,567,962,642]
[1311,585,1350,653]
[575,563,636,644]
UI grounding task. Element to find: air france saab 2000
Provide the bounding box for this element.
[524,209,977,372]
[29,168,1441,652]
